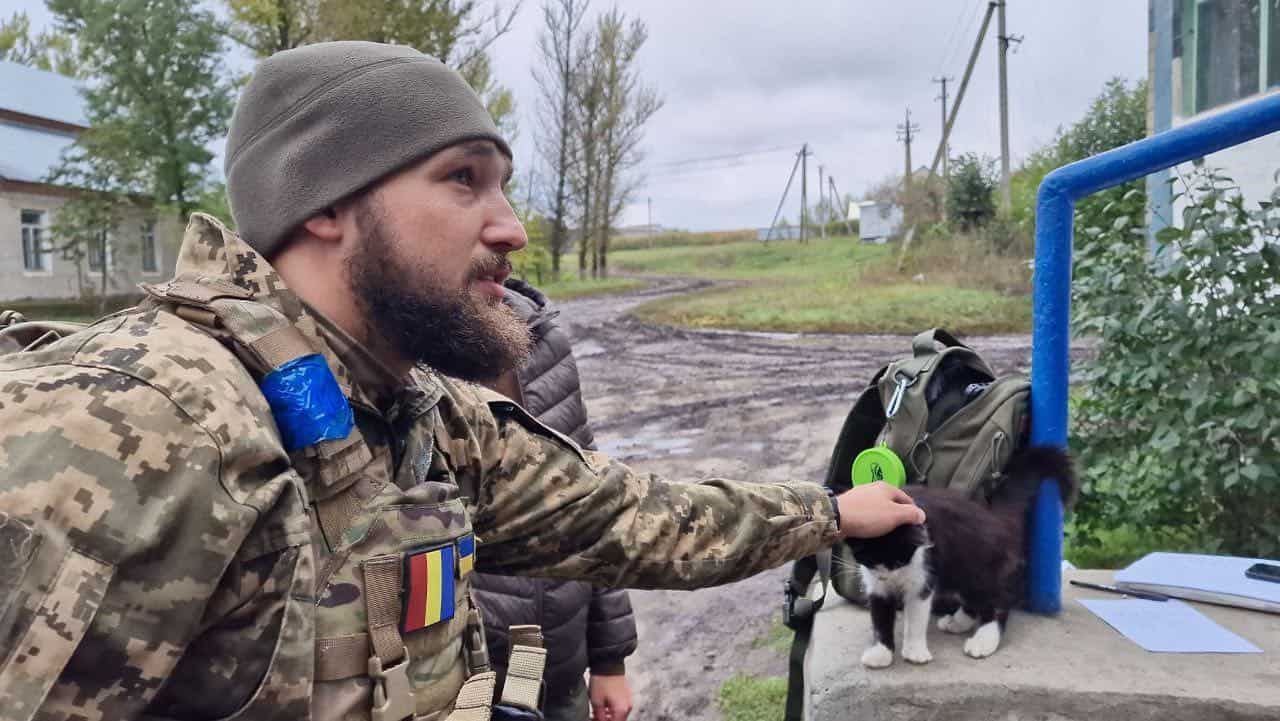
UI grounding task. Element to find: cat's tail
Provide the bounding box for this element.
[989,445,1078,513]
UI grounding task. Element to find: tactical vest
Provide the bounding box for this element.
[0,277,547,721]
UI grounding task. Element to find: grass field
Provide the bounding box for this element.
[4,234,1033,334]
[717,675,789,721]
[610,235,1033,335]
[533,275,645,300]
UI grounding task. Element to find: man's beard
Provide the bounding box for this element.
[345,200,532,382]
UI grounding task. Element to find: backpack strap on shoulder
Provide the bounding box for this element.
[0,318,89,354]
[141,275,313,374]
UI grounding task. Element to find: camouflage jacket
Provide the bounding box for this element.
[0,214,838,721]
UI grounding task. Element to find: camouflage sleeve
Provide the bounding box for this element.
[0,363,269,719]
[455,390,839,589]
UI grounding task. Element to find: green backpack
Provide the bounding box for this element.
[0,310,90,354]
[782,329,1031,721]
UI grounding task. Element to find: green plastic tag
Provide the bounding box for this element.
[851,445,906,488]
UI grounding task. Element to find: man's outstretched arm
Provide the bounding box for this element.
[450,387,924,588]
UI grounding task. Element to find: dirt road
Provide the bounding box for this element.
[554,278,1082,721]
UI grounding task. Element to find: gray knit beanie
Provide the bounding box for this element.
[225,41,511,257]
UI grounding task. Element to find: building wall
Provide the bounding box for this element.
[1165,100,1280,227]
[0,187,182,302]
[1150,0,1280,236]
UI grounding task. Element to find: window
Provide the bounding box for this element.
[1196,0,1261,111]
[140,221,159,273]
[20,209,49,272]
[1177,0,1280,115]
[87,230,110,272]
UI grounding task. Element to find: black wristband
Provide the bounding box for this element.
[824,487,842,530]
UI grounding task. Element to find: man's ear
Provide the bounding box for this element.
[300,206,343,245]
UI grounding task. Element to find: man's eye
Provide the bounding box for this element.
[450,168,475,186]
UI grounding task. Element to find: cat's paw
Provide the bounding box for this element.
[901,642,933,665]
[860,643,894,668]
[938,610,976,634]
[963,622,1001,659]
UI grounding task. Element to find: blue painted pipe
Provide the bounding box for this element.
[1028,91,1280,614]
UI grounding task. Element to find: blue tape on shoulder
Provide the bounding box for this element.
[259,353,355,452]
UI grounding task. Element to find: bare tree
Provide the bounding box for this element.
[532,0,589,279]
[569,23,605,278]
[589,8,660,277]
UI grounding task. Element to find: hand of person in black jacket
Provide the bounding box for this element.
[589,672,632,721]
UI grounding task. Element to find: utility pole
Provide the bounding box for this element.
[647,196,653,248]
[764,147,803,242]
[799,144,812,242]
[897,108,920,208]
[829,176,856,237]
[932,76,954,180]
[996,0,1021,214]
[927,2,997,181]
[818,164,826,238]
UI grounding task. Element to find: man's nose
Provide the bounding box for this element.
[482,193,528,253]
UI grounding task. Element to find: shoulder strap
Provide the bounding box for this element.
[142,273,372,494]
[783,377,886,721]
[911,327,968,357]
[782,547,831,721]
[0,319,89,354]
[824,376,887,492]
[141,275,313,374]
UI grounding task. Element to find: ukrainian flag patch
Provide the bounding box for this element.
[456,534,475,578]
[402,545,455,633]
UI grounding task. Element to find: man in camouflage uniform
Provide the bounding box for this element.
[0,42,924,721]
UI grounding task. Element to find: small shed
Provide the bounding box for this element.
[856,201,902,243]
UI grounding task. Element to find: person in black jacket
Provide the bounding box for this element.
[475,277,638,721]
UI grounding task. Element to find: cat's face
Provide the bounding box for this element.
[847,522,929,572]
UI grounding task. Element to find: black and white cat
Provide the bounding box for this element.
[849,446,1076,667]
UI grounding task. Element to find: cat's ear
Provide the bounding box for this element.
[905,523,930,547]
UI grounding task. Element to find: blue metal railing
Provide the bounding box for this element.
[1028,91,1280,614]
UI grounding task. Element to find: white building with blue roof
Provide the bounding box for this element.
[1,59,178,301]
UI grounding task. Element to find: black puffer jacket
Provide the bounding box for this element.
[472,278,637,697]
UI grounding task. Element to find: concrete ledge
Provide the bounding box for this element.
[804,569,1280,721]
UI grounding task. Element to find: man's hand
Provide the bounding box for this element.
[836,482,925,538]
[589,673,633,721]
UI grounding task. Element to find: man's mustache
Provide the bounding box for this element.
[469,254,512,281]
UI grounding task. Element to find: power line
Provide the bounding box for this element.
[937,0,981,77]
[646,144,795,169]
[927,0,998,182]
[643,155,791,180]
[960,0,988,65]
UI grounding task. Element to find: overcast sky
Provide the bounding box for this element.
[12,1,1148,231]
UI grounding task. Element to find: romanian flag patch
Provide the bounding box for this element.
[456,534,475,578]
[402,545,455,633]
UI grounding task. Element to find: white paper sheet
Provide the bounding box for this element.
[1078,599,1263,653]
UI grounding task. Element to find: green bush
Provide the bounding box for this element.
[1069,168,1280,558]
[946,153,998,231]
[1010,77,1147,238]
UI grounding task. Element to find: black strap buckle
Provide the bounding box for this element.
[782,579,816,631]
